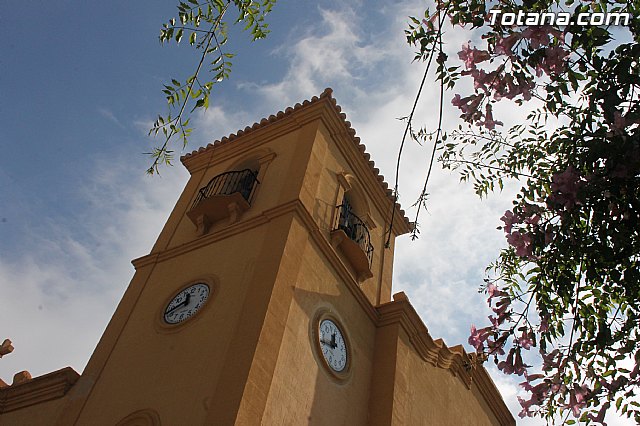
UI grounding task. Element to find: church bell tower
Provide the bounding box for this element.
[0,89,514,426]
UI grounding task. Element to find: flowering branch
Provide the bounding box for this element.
[406,0,640,422]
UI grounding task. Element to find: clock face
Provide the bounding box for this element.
[318,319,348,373]
[163,283,210,324]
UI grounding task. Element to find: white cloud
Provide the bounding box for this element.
[0,154,187,380]
[191,105,254,148]
[236,5,404,108]
[98,107,125,129]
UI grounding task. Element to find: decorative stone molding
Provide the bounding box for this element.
[12,371,31,385]
[0,339,13,358]
[116,408,161,426]
[376,293,514,426]
[0,367,79,414]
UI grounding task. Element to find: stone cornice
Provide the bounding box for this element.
[131,199,379,322]
[376,293,472,386]
[180,88,411,236]
[376,293,515,425]
[472,363,517,426]
[0,367,79,414]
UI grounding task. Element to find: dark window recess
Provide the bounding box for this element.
[187,169,260,234]
[191,169,259,210]
[334,204,374,267]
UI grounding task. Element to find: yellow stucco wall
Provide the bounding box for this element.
[0,395,68,425]
[258,216,377,424]
[391,328,502,425]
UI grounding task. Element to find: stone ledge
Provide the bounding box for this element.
[0,367,79,413]
[376,293,515,426]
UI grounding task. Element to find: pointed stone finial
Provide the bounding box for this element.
[320,87,333,98]
[12,370,32,385]
[0,339,13,358]
[392,291,408,301]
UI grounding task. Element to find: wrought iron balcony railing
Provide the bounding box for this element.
[334,204,374,266]
[191,169,259,211]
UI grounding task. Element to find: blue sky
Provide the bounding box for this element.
[1,1,633,424]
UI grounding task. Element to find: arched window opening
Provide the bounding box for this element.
[335,194,374,267]
[190,169,259,210]
[331,174,374,282]
[187,168,260,235]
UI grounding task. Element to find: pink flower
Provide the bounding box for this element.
[469,325,491,352]
[458,41,490,69]
[487,282,497,296]
[520,373,548,391]
[486,73,534,102]
[422,13,439,30]
[520,380,549,398]
[506,231,533,258]
[464,68,494,91]
[451,94,483,122]
[550,380,565,393]
[547,165,583,210]
[492,296,511,318]
[500,210,519,233]
[518,396,535,418]
[521,26,563,49]
[488,315,501,327]
[524,214,540,225]
[498,350,515,374]
[451,93,464,107]
[480,104,503,130]
[494,33,521,56]
[513,349,527,375]
[498,348,528,375]
[566,385,590,418]
[518,376,549,418]
[486,337,506,355]
[517,330,535,350]
[536,46,569,76]
[487,282,504,301]
[541,349,561,371]
[631,363,639,380]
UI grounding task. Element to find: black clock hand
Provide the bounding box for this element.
[165,294,191,315]
[330,333,337,349]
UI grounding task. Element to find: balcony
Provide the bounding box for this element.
[187,169,259,234]
[330,204,374,281]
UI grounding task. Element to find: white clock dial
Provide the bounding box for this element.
[163,283,210,324]
[318,319,348,373]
